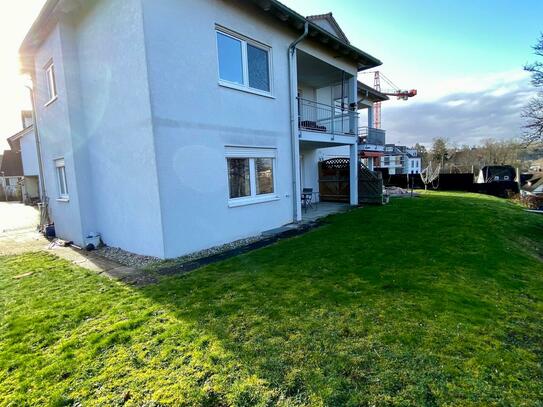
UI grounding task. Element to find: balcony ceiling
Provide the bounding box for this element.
[297,50,350,88]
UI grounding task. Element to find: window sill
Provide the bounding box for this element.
[218,81,275,99]
[45,96,58,107]
[56,197,69,203]
[228,195,279,208]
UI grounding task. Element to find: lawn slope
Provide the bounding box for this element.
[1,192,542,406]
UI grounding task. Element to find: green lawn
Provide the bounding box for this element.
[1,192,542,406]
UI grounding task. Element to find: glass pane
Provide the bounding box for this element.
[247,44,270,92]
[228,158,251,199]
[58,166,68,196]
[256,158,274,195]
[217,32,243,85]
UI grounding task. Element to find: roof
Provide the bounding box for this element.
[306,13,350,44]
[0,150,23,177]
[20,0,382,73]
[7,125,34,150]
[358,81,389,103]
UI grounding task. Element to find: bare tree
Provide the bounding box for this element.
[523,34,543,146]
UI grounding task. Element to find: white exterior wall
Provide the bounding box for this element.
[142,0,296,258]
[33,0,165,256]
[33,24,87,245]
[20,131,39,176]
[75,0,164,257]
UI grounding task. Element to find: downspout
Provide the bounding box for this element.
[288,21,308,222]
[26,81,50,225]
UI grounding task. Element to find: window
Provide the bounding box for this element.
[55,158,68,200]
[45,62,58,104]
[226,147,277,205]
[216,28,271,94]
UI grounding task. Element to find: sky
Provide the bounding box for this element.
[0,0,542,150]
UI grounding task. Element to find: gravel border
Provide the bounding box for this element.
[96,234,265,270]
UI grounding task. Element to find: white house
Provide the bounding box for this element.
[379,144,421,175]
[6,112,41,203]
[20,0,382,258]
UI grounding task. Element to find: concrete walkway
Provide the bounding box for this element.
[0,203,153,286]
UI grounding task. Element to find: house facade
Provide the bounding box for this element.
[379,144,421,175]
[6,112,41,203]
[20,0,382,258]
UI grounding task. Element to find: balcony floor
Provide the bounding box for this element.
[301,202,350,223]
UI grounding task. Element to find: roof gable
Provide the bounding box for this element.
[306,13,349,44]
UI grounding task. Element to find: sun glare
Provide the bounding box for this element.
[0,1,46,149]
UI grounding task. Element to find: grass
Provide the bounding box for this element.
[1,192,542,406]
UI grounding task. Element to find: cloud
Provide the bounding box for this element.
[381,73,537,147]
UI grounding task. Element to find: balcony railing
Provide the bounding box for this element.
[298,98,358,136]
[358,126,386,146]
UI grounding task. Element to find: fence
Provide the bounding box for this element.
[382,172,519,198]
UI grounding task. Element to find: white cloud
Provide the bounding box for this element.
[380,71,537,147]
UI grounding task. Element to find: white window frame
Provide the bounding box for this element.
[225,147,278,207]
[44,61,58,106]
[216,26,274,98]
[54,158,69,201]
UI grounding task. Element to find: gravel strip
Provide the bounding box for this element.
[96,235,265,270]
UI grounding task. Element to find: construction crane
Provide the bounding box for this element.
[362,71,417,129]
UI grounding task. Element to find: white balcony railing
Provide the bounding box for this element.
[298,98,358,136]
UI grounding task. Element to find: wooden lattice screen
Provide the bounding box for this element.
[318,158,384,204]
[318,158,350,202]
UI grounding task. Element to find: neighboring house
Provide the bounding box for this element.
[476,166,516,183]
[317,81,389,170]
[379,144,421,175]
[0,149,23,201]
[20,0,383,259]
[6,111,41,203]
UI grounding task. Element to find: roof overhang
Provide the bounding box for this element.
[245,0,382,71]
[357,81,389,103]
[20,0,383,73]
[7,125,34,149]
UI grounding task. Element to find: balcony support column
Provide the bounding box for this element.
[349,143,358,206]
[348,76,358,135]
[368,106,374,128]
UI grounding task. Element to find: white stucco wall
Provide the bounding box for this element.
[75,0,164,257]
[142,0,299,258]
[20,131,39,176]
[33,0,164,256]
[33,24,87,245]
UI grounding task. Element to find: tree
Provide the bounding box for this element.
[414,143,429,167]
[523,33,543,146]
[431,137,448,166]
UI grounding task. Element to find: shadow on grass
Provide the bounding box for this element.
[134,192,543,404]
[2,193,542,405]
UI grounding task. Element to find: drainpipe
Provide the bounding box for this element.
[288,21,308,223]
[26,82,50,224]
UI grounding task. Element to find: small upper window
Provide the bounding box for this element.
[45,62,58,104]
[55,158,68,200]
[216,29,271,94]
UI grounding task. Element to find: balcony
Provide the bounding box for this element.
[298,98,358,137]
[358,126,386,145]
[358,126,385,154]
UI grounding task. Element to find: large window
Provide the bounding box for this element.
[226,148,277,206]
[55,158,68,200]
[45,62,58,105]
[216,29,271,94]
